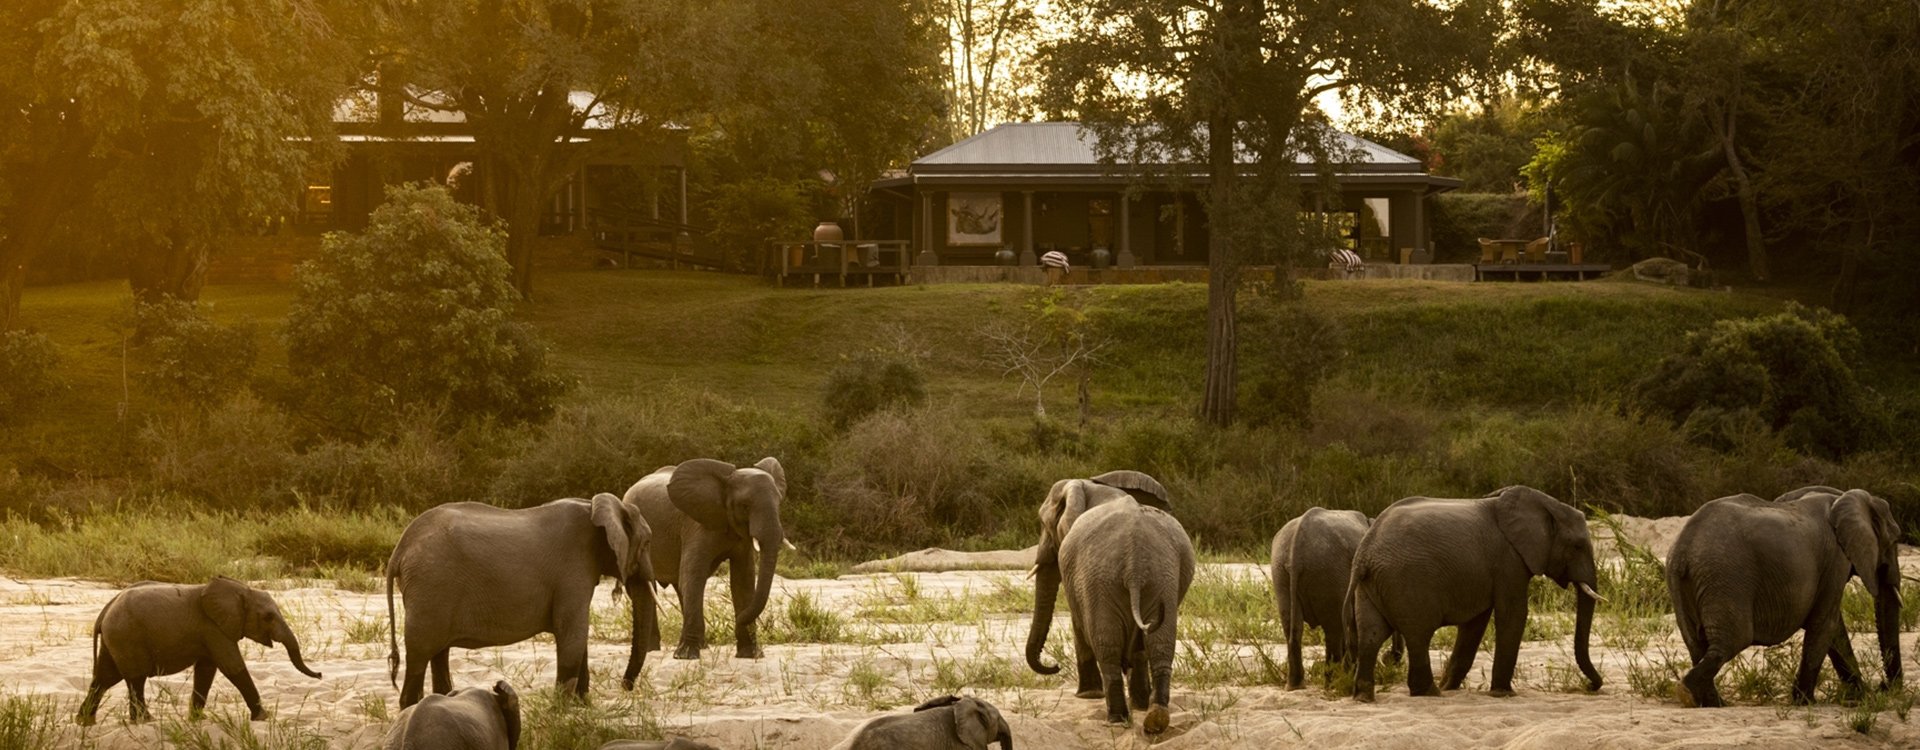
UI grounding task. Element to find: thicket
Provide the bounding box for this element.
[0,330,58,423]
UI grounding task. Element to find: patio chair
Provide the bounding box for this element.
[1477,238,1499,263]
[1525,237,1549,263]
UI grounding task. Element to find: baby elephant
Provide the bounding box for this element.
[832,695,1013,749]
[599,739,722,750]
[384,680,520,750]
[77,576,322,725]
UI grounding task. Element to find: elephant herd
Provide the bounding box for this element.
[69,457,1904,749]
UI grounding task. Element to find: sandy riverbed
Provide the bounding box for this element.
[3,515,1916,748]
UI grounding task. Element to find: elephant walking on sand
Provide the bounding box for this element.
[1023,470,1171,698]
[1270,507,1401,689]
[621,457,791,680]
[1667,487,1903,707]
[1346,486,1603,701]
[1035,498,1194,732]
[831,694,1014,749]
[383,680,519,750]
[76,576,322,724]
[385,494,654,708]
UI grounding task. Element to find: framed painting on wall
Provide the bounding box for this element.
[946,192,1003,246]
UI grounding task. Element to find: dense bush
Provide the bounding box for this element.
[1636,304,1886,458]
[820,350,927,429]
[285,183,569,435]
[0,330,59,422]
[816,404,998,550]
[1428,192,1536,263]
[290,415,475,510]
[1239,302,1345,427]
[131,298,258,406]
[138,393,296,509]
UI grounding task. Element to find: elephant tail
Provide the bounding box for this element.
[1130,583,1163,634]
[386,566,400,690]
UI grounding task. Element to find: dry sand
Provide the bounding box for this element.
[3,517,1917,749]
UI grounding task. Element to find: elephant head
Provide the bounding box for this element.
[1025,471,1169,677]
[201,576,322,680]
[916,695,1013,749]
[1828,488,1904,686]
[1489,486,1602,691]
[489,680,522,750]
[667,457,788,628]
[591,492,655,589]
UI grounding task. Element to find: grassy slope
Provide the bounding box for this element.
[5,271,1788,474]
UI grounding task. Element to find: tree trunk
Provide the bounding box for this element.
[1200,114,1240,427]
[1713,107,1767,282]
[0,254,24,332]
[491,163,543,301]
[126,227,208,304]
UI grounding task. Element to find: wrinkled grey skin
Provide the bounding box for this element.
[598,738,721,750]
[1347,486,1603,702]
[386,494,654,708]
[1024,471,1172,698]
[383,680,519,750]
[76,576,322,724]
[1667,487,1903,707]
[831,695,1014,750]
[1040,500,1194,733]
[1270,507,1402,690]
[621,458,789,679]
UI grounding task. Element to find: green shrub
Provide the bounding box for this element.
[1097,416,1219,480]
[132,297,258,406]
[251,505,405,570]
[285,183,569,435]
[488,385,822,507]
[0,330,59,423]
[1239,302,1344,427]
[816,404,998,551]
[1636,304,1887,458]
[289,414,472,510]
[138,393,296,509]
[821,350,927,429]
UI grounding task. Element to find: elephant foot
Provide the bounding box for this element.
[1408,683,1440,697]
[1105,710,1131,727]
[1354,689,1376,703]
[75,713,96,727]
[249,707,269,722]
[1487,688,1515,698]
[735,645,764,659]
[673,644,702,660]
[1075,689,1105,700]
[1144,705,1170,735]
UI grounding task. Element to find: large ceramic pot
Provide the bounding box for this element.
[995,247,1017,265]
[1091,247,1112,269]
[813,221,844,242]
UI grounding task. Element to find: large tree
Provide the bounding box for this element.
[1039,0,1502,425]
[0,0,89,330]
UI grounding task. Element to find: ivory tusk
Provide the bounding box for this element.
[1578,582,1608,603]
[1025,565,1038,580]
[753,539,761,552]
[784,539,798,552]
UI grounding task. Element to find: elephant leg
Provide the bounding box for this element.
[1794,619,1842,705]
[212,642,266,720]
[728,547,762,659]
[1072,619,1102,699]
[555,604,592,700]
[674,564,711,660]
[189,658,216,720]
[1826,625,1865,692]
[431,649,453,696]
[1403,628,1439,697]
[1442,609,1492,692]
[126,676,149,724]
[1350,592,1391,702]
[76,651,123,726]
[1284,612,1307,691]
[1144,625,1177,735]
[1099,661,1130,726]
[1486,604,1528,697]
[1126,638,1151,711]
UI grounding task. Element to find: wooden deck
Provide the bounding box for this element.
[764,241,914,286]
[591,208,724,270]
[1474,263,1612,281]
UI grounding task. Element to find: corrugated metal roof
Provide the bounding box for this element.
[915,122,1422,169]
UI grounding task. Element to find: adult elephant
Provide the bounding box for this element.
[1667,487,1903,707]
[621,457,791,682]
[1270,507,1401,690]
[386,494,654,708]
[1023,470,1171,697]
[1346,486,1603,701]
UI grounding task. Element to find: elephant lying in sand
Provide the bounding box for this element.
[383,680,518,750]
[832,695,1013,749]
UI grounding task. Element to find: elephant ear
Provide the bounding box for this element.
[668,459,739,532]
[1491,486,1556,578]
[1037,480,1089,563]
[754,457,787,497]
[199,576,251,642]
[1089,470,1171,511]
[591,493,638,581]
[1830,490,1890,592]
[492,680,521,750]
[950,697,994,749]
[914,694,962,711]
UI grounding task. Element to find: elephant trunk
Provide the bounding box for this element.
[1573,584,1600,692]
[274,621,322,679]
[996,715,1014,749]
[1025,561,1062,675]
[1876,578,1903,687]
[740,517,783,627]
[622,571,660,690]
